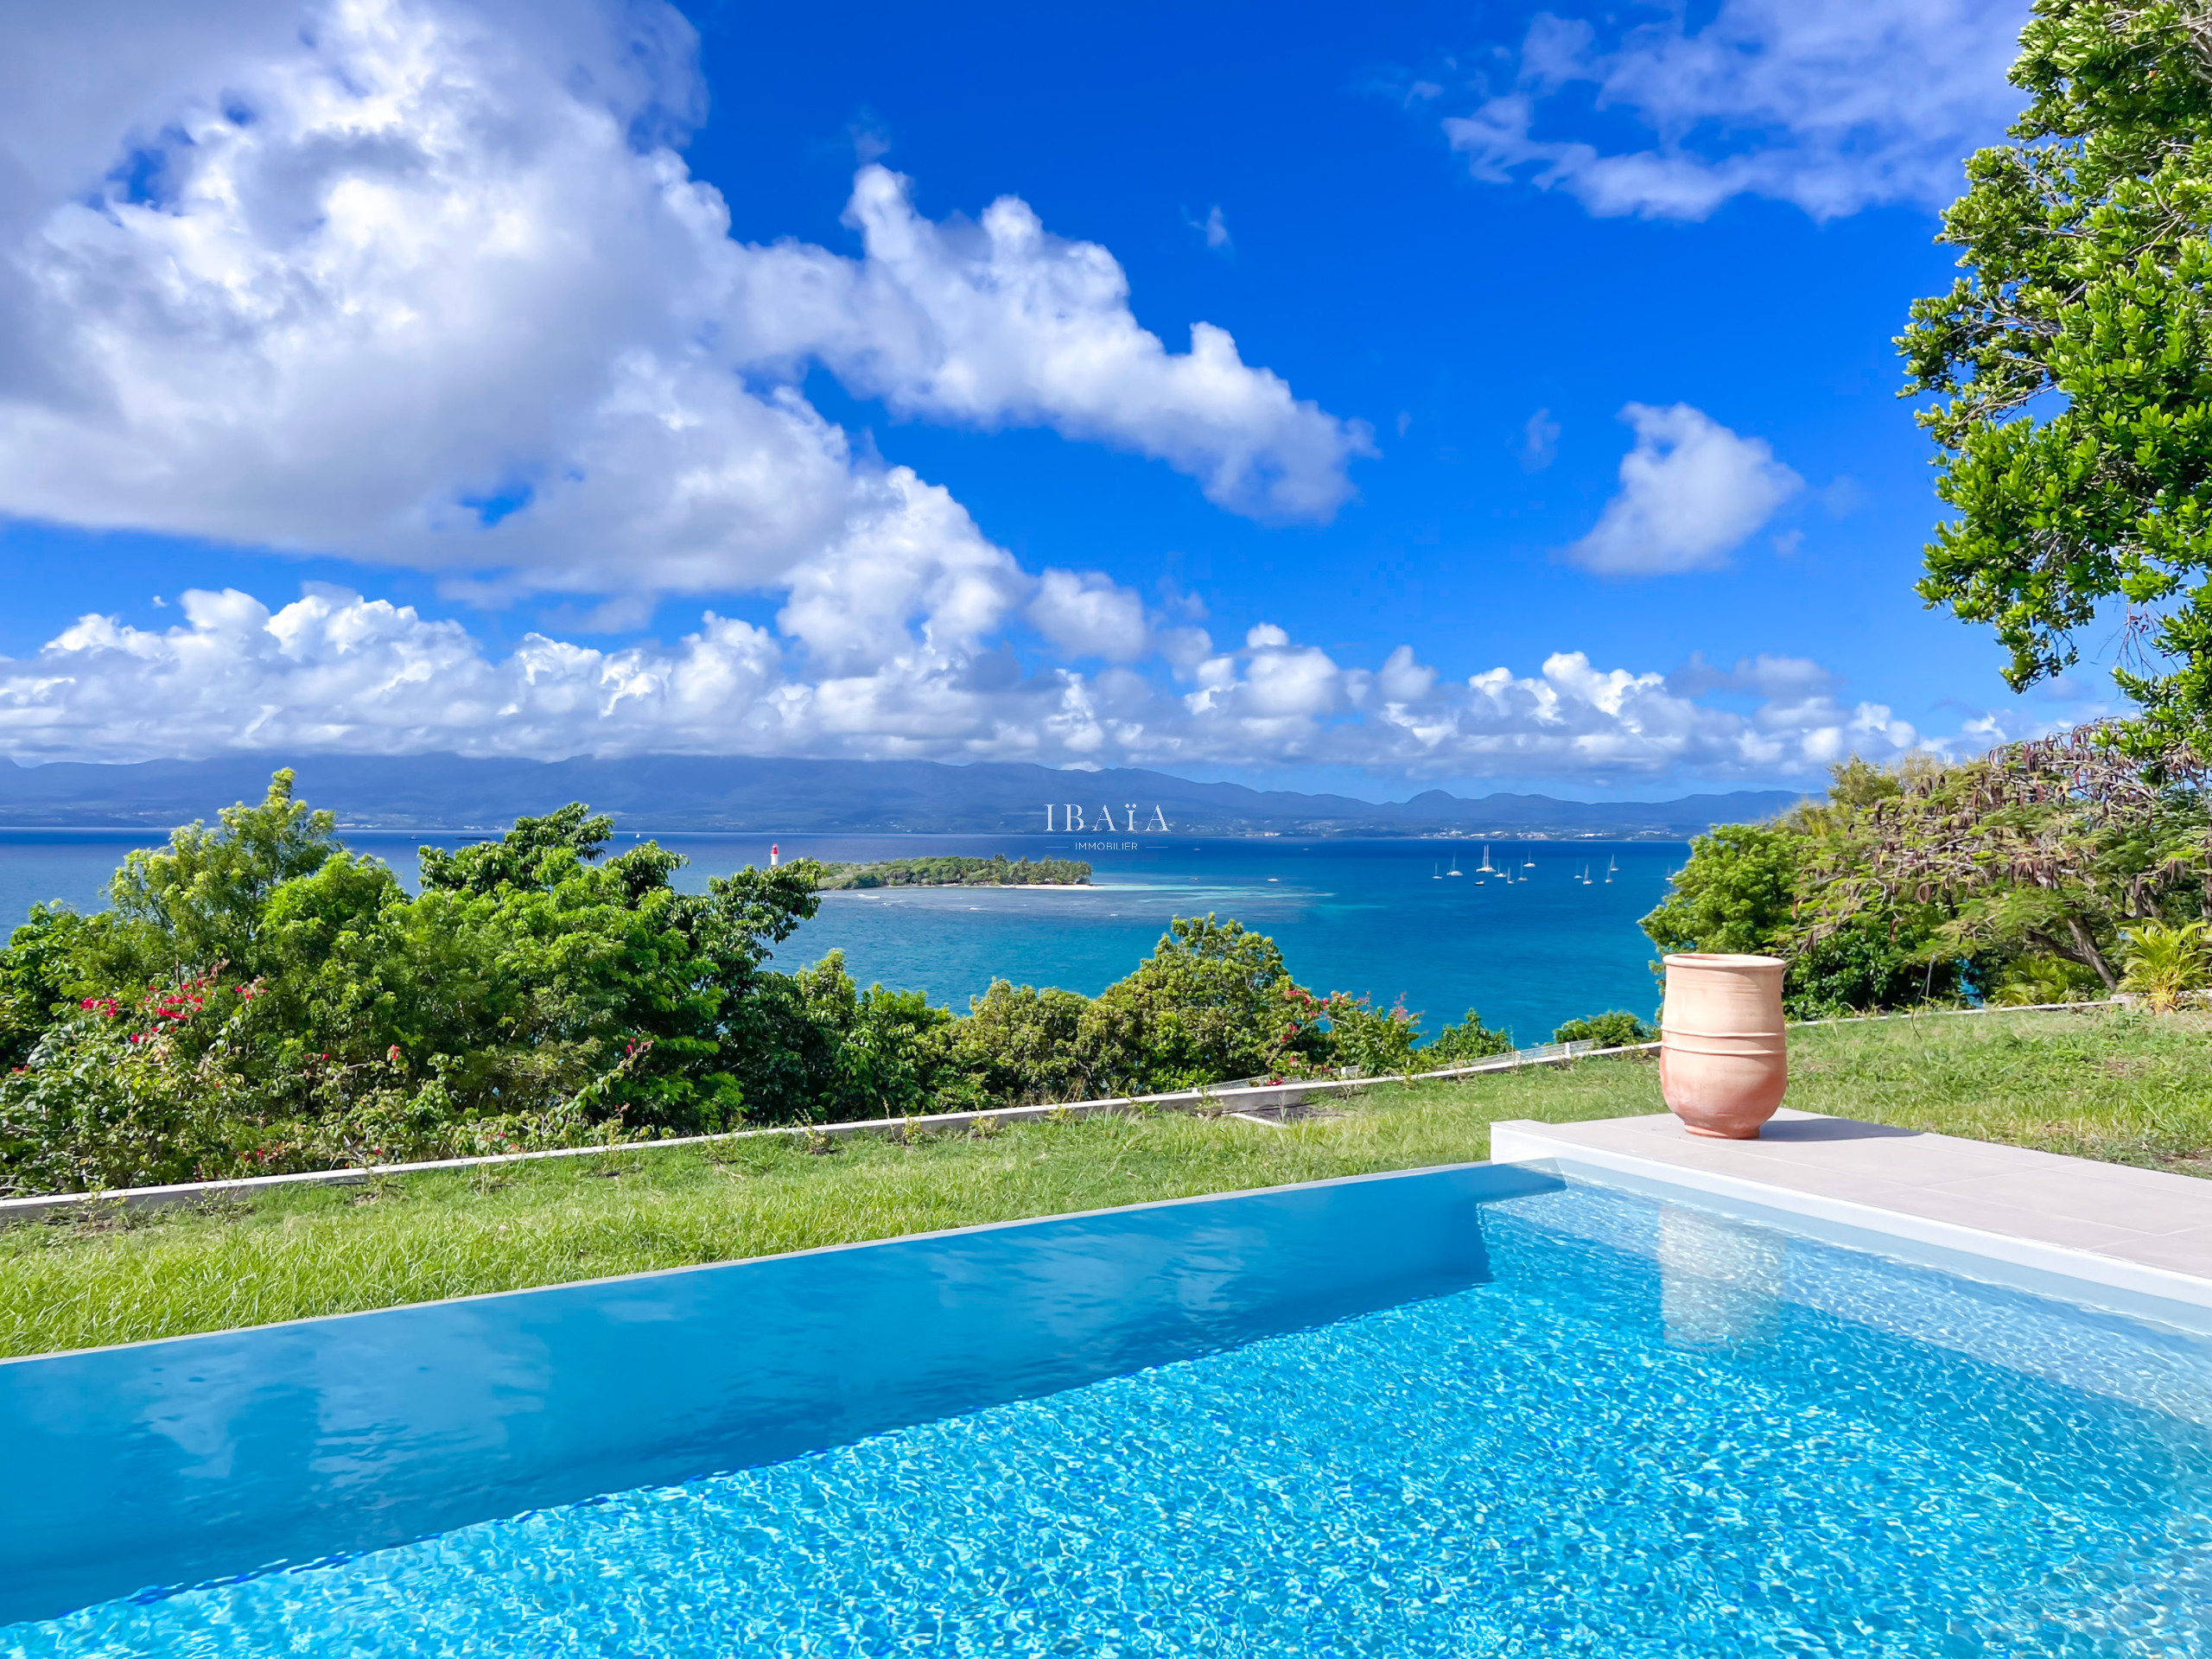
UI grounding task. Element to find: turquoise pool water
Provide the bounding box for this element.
[6,1176,2209,1656]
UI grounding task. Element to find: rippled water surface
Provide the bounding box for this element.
[0,830,1681,1040]
[15,1184,2209,1657]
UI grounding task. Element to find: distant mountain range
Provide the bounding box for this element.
[0,754,1806,840]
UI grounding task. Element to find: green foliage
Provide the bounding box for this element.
[0,974,241,1193]
[1639,823,1798,958]
[417,803,621,895]
[816,855,1090,889]
[1797,727,2209,1000]
[1312,994,1421,1077]
[1552,1011,1656,1047]
[1100,916,1329,1087]
[0,787,1490,1194]
[936,916,1332,1101]
[1632,733,2212,1017]
[1787,923,1961,1021]
[1989,955,2109,1007]
[1901,0,2212,750]
[2119,918,2210,1010]
[1637,818,1954,1018]
[0,905,86,1069]
[0,779,841,1192]
[1419,1010,1516,1065]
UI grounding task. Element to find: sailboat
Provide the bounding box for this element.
[1522,855,1536,869]
[1477,844,1497,874]
[1446,855,1462,877]
[1605,855,1618,884]
[1580,863,1592,885]
[1433,863,1441,880]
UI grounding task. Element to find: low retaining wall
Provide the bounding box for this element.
[0,1039,1624,1220]
[0,997,2126,1222]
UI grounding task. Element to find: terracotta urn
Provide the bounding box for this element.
[1659,953,1788,1139]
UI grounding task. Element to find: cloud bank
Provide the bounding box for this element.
[1442,0,2031,221]
[0,585,2007,782]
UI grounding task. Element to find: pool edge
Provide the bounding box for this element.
[1491,1120,2212,1335]
[0,1157,1535,1365]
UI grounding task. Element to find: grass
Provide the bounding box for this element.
[3,1006,2207,1359]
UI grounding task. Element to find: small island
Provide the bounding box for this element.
[815,855,1093,890]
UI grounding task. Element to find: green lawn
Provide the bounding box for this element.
[3,1006,2206,1359]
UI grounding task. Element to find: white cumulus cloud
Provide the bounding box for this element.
[729,167,1368,521]
[1027,571,1150,663]
[0,585,2001,784]
[1441,0,2030,221]
[1566,404,1802,577]
[0,0,2001,789]
[0,0,1365,628]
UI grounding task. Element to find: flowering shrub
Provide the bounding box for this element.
[0,974,251,1192]
[0,977,660,1193]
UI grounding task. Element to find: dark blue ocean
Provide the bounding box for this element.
[0,830,1683,1045]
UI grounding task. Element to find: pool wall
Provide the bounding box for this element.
[1,1161,1557,1625]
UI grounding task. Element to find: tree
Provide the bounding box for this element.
[1641,786,1971,1017]
[1420,1009,1515,1065]
[1639,823,1799,959]
[1797,724,2209,990]
[95,769,350,983]
[1096,915,1332,1088]
[0,905,88,1069]
[1901,1,2212,753]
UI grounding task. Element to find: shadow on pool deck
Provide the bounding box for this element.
[1756,1116,1921,1143]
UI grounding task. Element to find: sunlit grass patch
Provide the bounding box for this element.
[3,1007,2202,1358]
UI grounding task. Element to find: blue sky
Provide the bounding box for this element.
[0,0,2084,795]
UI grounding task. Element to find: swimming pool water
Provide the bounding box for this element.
[10,1182,2209,1656]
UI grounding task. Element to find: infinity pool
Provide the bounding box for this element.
[5,1170,2209,1656]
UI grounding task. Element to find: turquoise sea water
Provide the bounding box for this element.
[10,1179,2209,1656]
[0,830,1681,1041]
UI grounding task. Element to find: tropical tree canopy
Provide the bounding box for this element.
[1643,728,2210,1014]
[1902,0,2212,753]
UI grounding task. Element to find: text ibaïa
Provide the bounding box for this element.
[1045,804,1172,832]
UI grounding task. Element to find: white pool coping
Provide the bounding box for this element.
[1492,1109,2212,1332]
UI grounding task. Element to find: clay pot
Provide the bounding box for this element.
[1659,953,1788,1139]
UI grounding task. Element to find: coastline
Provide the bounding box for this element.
[822,882,1099,893]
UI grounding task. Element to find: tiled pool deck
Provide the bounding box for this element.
[1491,1109,2212,1313]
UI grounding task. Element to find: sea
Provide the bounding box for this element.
[0,830,1686,1045]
